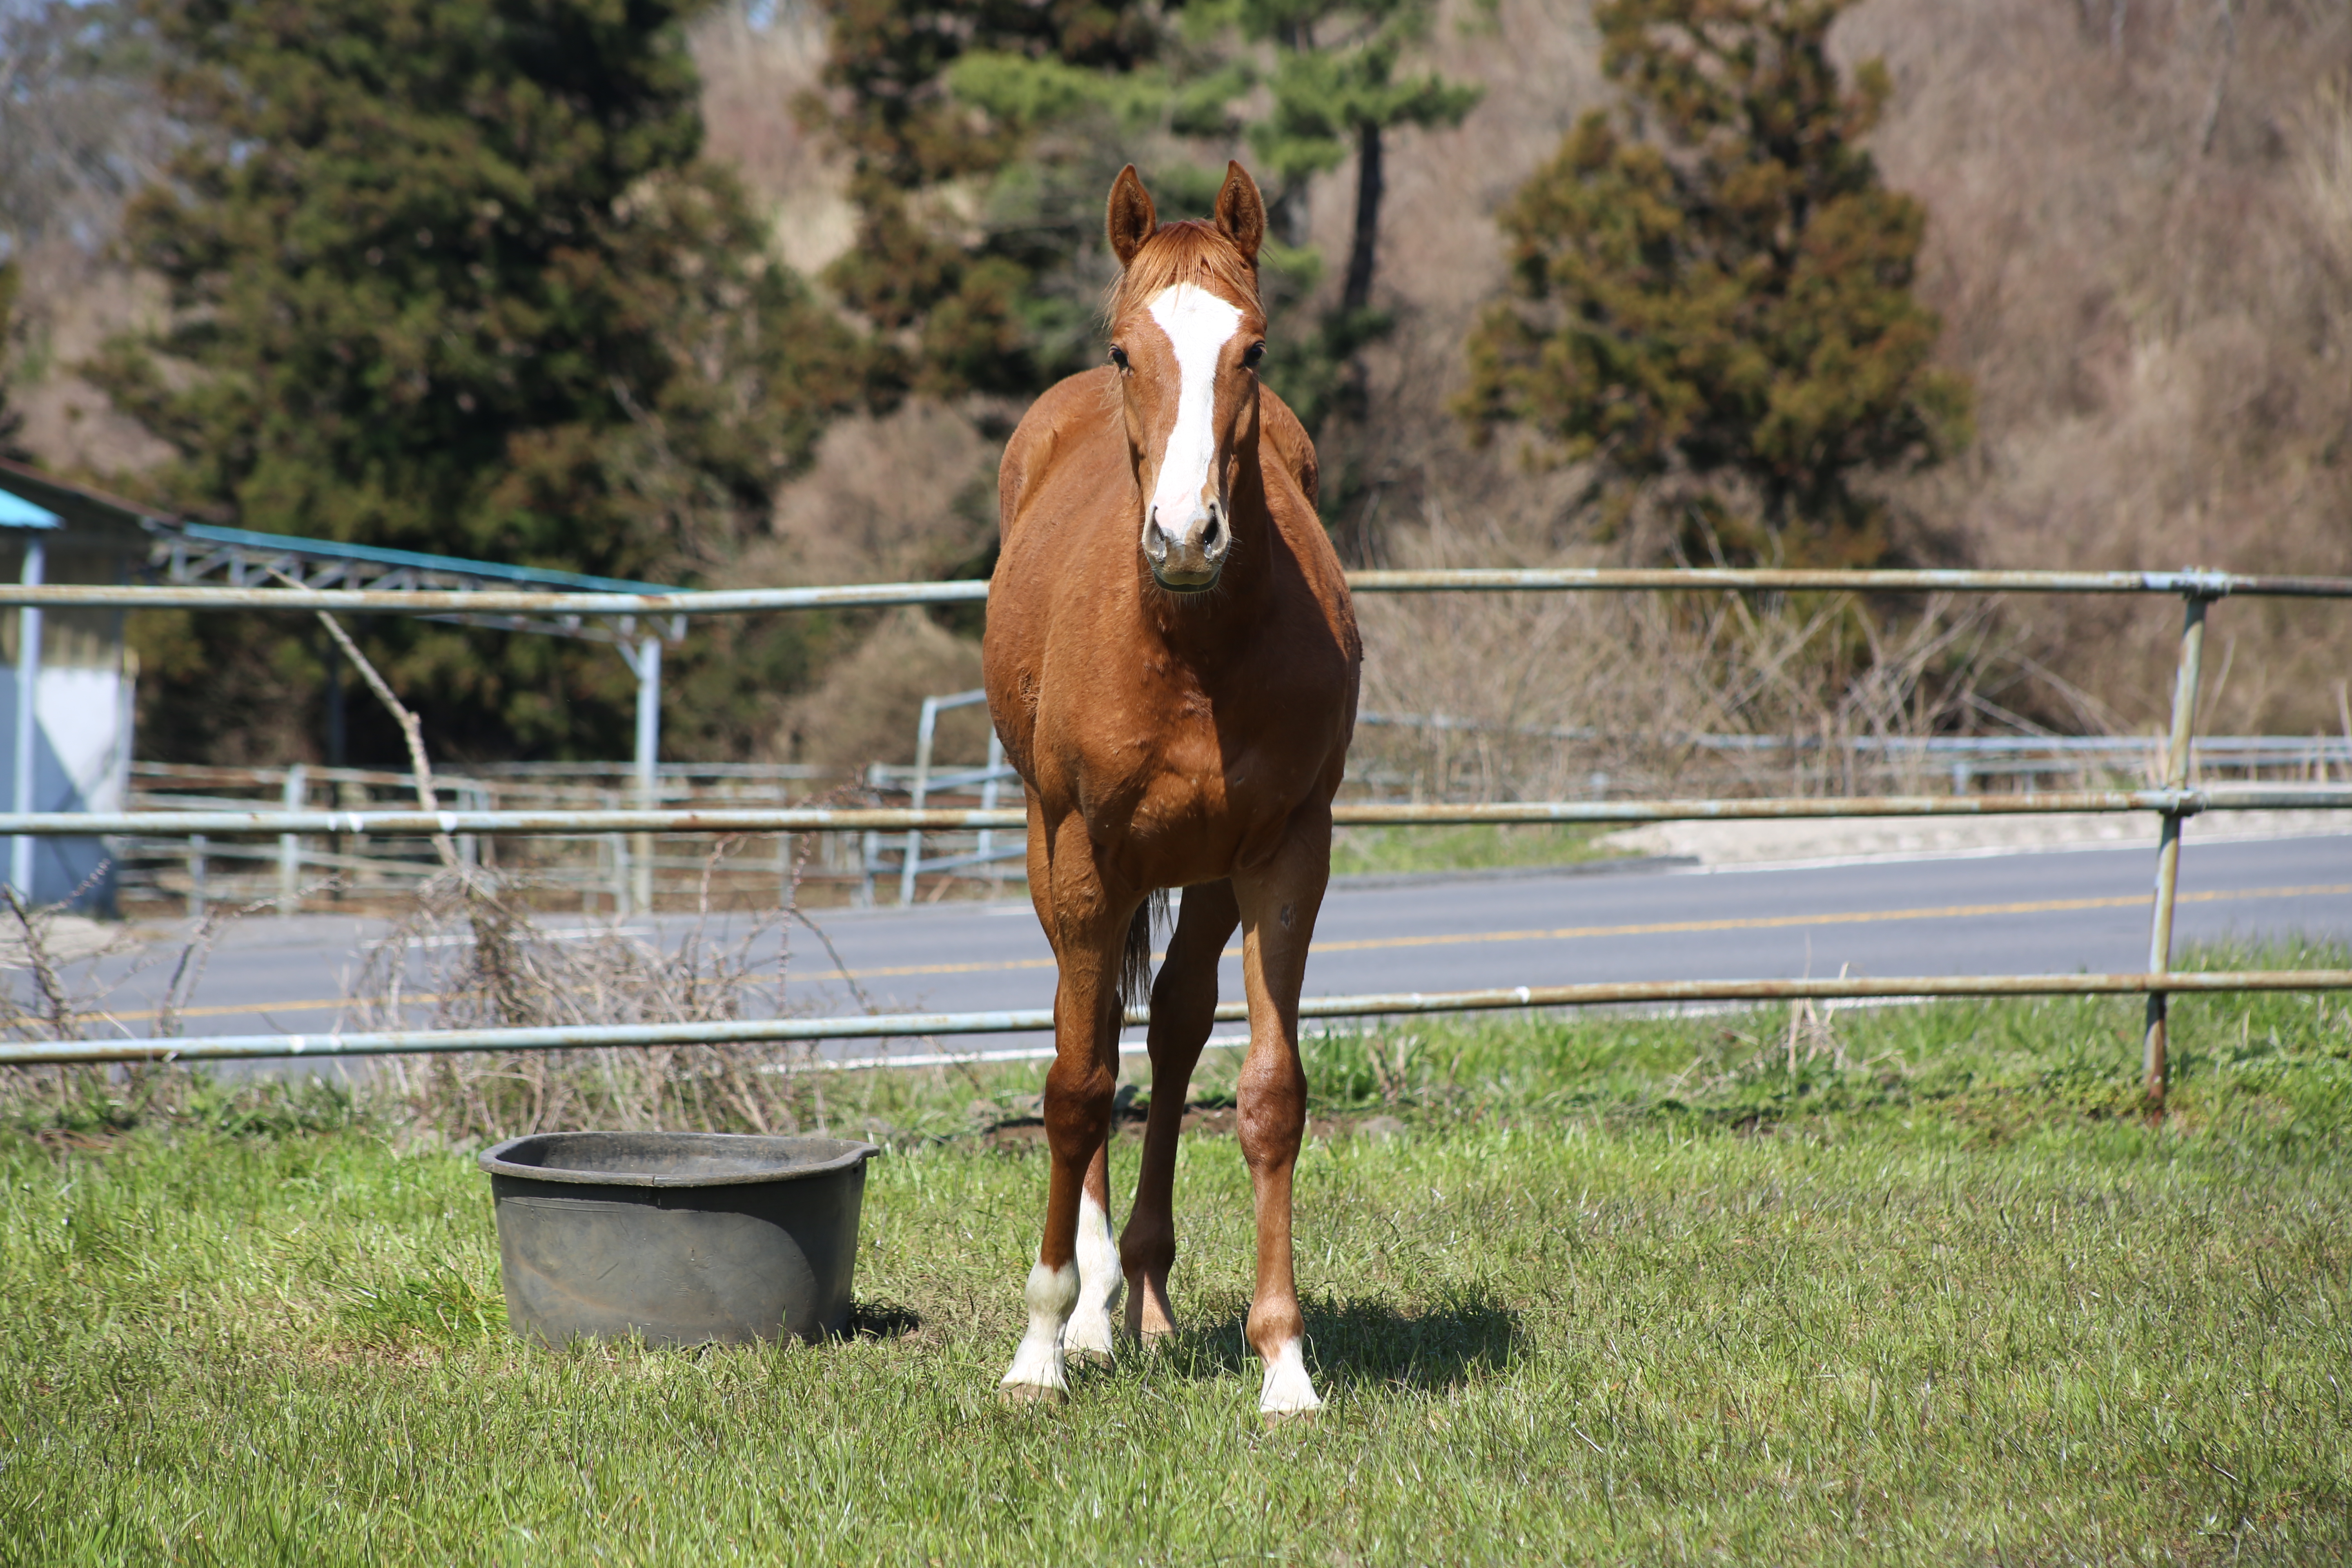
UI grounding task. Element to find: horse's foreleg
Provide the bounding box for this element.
[1232,820,1331,1420]
[1000,846,1127,1403]
[1121,880,1239,1339]
[1064,1134,1122,1361]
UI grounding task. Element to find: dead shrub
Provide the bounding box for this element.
[1841,0,2352,734]
[349,849,832,1147]
[777,606,989,771]
[1353,508,2017,803]
[0,876,285,1133]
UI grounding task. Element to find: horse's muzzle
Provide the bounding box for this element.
[1143,504,1228,593]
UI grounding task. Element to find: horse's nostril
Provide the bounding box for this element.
[1203,510,1225,555]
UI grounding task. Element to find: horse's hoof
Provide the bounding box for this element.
[1261,1405,1321,1430]
[998,1381,1068,1407]
[1065,1348,1114,1370]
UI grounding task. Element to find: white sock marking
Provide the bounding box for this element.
[1144,284,1244,548]
[1065,1189,1124,1356]
[1001,1259,1080,1394]
[1259,1337,1321,1415]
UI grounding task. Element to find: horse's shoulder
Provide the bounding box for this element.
[1258,385,1319,516]
[1000,368,1121,529]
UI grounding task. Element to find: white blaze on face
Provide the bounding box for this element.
[1144,283,1245,550]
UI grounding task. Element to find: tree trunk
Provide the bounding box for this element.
[1342,120,1383,314]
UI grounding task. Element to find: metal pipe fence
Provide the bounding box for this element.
[5,565,2350,1106]
[2,565,2350,615]
[9,970,2350,1069]
[7,784,2350,838]
[105,739,2352,914]
[115,760,882,917]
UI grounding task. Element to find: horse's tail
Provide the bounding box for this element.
[1118,890,1168,1019]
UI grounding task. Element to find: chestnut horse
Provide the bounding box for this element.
[982,162,1361,1419]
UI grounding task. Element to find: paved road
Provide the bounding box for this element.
[57,829,2352,1072]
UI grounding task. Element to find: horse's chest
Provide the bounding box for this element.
[1035,658,1334,847]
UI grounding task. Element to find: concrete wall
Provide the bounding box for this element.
[0,664,134,910]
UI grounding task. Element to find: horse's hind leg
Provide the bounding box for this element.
[1121,879,1239,1339]
[1067,892,1165,1357]
[1232,819,1331,1419]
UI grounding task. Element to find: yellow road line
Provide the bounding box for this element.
[89,881,2347,1023]
[91,993,448,1026]
[1295,882,2352,959]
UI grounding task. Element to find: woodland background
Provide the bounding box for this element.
[2,0,2349,793]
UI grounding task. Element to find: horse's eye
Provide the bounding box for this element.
[1243,341,1265,369]
[1109,345,1129,371]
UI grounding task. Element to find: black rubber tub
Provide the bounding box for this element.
[479,1131,880,1347]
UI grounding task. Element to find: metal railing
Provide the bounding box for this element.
[93,741,2352,914]
[1358,716,2352,792]
[113,760,878,917]
[3,564,2349,1107]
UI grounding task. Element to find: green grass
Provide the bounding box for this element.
[1329,820,1617,877]
[5,944,2352,1564]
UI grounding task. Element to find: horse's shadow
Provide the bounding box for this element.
[1141,1289,1526,1395]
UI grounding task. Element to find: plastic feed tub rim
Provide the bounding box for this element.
[479,1130,879,1187]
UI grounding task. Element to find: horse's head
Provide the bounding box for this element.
[1103,162,1268,595]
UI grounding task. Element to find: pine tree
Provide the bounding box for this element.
[1203,0,1480,446]
[90,0,861,763]
[1212,0,1478,312]
[0,261,27,462]
[808,0,1167,401]
[805,0,1474,456]
[1459,0,1971,567]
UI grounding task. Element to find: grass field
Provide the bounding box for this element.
[5,943,2351,1564]
[1327,821,1616,878]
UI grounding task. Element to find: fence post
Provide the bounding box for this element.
[900,695,942,906]
[978,727,1005,891]
[2143,591,2211,1110]
[188,833,207,922]
[277,763,307,915]
[632,635,660,915]
[777,784,794,911]
[858,762,882,908]
[605,788,628,918]
[455,780,481,868]
[11,535,43,902]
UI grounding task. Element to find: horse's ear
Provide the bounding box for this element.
[1212,161,1265,264]
[1107,165,1158,268]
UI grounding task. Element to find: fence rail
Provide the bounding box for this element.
[10,784,2352,838]
[1,565,2351,614]
[7,564,2351,1106]
[9,970,2349,1068]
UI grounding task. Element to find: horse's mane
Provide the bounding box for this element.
[1104,220,1261,323]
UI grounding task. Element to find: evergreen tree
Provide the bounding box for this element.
[0,261,26,461]
[1459,0,1971,567]
[808,0,1167,401]
[1209,0,1477,313]
[1194,0,1479,454]
[91,0,860,763]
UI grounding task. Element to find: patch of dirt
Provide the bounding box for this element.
[304,1342,451,1371]
[29,1128,118,1158]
